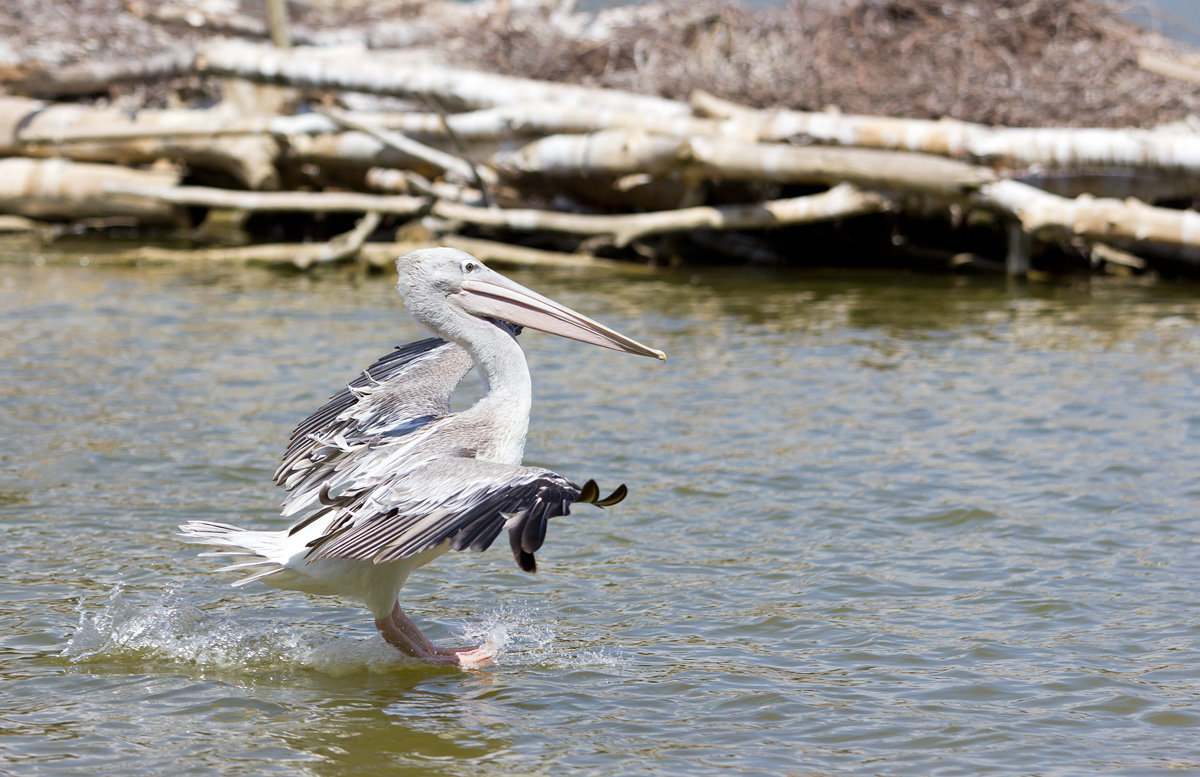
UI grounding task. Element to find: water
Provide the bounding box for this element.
[2,260,1199,776]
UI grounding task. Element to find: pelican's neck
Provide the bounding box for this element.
[453,320,532,463]
[467,323,531,404]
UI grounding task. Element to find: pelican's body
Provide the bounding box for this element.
[180,248,663,665]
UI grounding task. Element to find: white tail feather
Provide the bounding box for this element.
[215,560,279,573]
[233,567,286,587]
[179,521,291,586]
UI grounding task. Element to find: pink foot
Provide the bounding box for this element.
[434,644,495,667]
[376,604,495,667]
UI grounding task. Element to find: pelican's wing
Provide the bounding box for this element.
[274,337,475,513]
[302,457,627,572]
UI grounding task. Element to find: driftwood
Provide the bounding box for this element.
[0,97,279,189]
[98,233,619,272]
[0,158,182,223]
[692,92,1200,177]
[684,138,994,195]
[494,131,993,195]
[3,51,197,98]
[102,180,887,246]
[102,181,427,216]
[599,184,887,246]
[198,42,690,116]
[315,108,498,188]
[978,180,1200,248]
[5,28,1200,277]
[108,211,380,268]
[0,215,41,233]
[1137,50,1200,86]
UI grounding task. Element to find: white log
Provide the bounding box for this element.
[95,211,378,267]
[685,136,994,194]
[604,183,888,246]
[316,108,497,186]
[12,104,746,145]
[0,158,182,223]
[1090,243,1147,272]
[363,168,488,205]
[1137,49,1200,85]
[423,104,753,142]
[692,91,1200,174]
[493,131,991,195]
[198,42,691,115]
[0,215,42,233]
[284,131,433,173]
[432,185,885,244]
[493,131,686,179]
[102,235,630,271]
[101,179,884,243]
[0,96,279,190]
[102,181,428,215]
[977,179,1200,249]
[1,51,197,97]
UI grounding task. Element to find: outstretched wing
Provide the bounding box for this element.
[274,337,475,514]
[301,457,627,572]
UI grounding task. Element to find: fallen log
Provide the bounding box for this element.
[363,168,487,205]
[102,180,428,215]
[0,97,279,190]
[96,233,622,272]
[198,42,691,115]
[977,179,1200,251]
[1137,49,1200,86]
[429,186,887,244]
[98,211,379,267]
[10,104,743,146]
[0,158,182,223]
[685,137,995,195]
[495,131,992,194]
[284,131,431,176]
[1090,243,1147,273]
[102,180,885,244]
[13,111,341,143]
[494,131,686,180]
[692,91,1200,176]
[0,215,42,233]
[584,184,888,246]
[1,50,197,97]
[400,104,752,143]
[316,108,498,188]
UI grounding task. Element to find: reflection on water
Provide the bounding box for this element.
[2,260,1199,776]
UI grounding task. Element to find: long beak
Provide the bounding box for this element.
[456,269,666,360]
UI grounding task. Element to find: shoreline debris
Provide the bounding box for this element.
[4,0,1200,277]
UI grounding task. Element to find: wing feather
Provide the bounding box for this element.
[300,458,624,573]
[274,337,475,514]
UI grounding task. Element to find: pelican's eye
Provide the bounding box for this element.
[462,260,479,274]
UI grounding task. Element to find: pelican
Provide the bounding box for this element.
[180,248,664,665]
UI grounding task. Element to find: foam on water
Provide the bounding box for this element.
[460,604,627,671]
[62,585,407,675]
[62,587,625,674]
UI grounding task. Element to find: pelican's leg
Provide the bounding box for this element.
[377,604,494,666]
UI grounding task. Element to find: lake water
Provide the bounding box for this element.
[2,259,1199,776]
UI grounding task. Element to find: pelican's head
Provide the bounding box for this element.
[396,248,665,360]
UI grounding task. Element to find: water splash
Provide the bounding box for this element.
[62,586,404,675]
[460,604,627,671]
[62,587,625,674]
